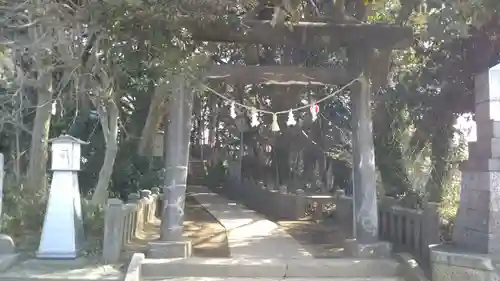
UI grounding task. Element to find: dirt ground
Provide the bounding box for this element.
[276,218,351,258]
[125,196,229,258]
[182,196,230,257]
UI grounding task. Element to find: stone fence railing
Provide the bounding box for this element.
[224,177,440,266]
[335,190,440,267]
[224,177,311,220]
[102,188,161,264]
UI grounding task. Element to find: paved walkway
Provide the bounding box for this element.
[188,185,313,259]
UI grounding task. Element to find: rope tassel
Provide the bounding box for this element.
[271,113,280,132]
[250,108,260,127]
[310,104,319,122]
[230,101,237,119]
[286,109,296,126]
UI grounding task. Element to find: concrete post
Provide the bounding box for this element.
[334,189,345,199]
[151,187,160,195]
[103,198,124,264]
[140,189,152,199]
[279,185,288,194]
[151,187,161,217]
[127,193,140,239]
[128,193,140,202]
[423,202,440,246]
[140,189,152,223]
[295,189,305,220]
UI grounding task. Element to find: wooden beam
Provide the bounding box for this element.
[206,65,351,85]
[181,19,412,49]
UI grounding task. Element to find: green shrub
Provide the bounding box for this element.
[204,161,227,188]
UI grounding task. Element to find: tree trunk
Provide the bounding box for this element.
[26,79,53,195]
[373,90,412,197]
[91,100,119,205]
[208,94,217,148]
[138,84,167,157]
[192,95,202,146]
[426,111,455,202]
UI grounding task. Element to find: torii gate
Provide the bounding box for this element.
[149,9,412,258]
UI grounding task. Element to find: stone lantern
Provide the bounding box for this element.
[37,134,88,259]
[0,153,15,255]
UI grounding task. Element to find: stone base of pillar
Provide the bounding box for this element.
[147,240,192,258]
[0,234,15,254]
[430,244,500,281]
[344,239,392,258]
[0,234,18,272]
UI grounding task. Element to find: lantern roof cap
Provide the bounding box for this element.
[49,134,89,145]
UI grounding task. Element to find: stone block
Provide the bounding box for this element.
[460,171,500,192]
[430,244,500,281]
[140,258,286,278]
[143,279,280,281]
[343,239,392,258]
[453,170,500,253]
[394,253,428,281]
[475,68,500,122]
[453,229,500,254]
[141,258,228,278]
[461,158,500,172]
[285,258,399,278]
[468,139,500,159]
[477,120,500,140]
[124,253,144,281]
[147,240,192,259]
[0,235,15,254]
[226,258,287,278]
[459,208,489,233]
[0,253,20,272]
[433,262,498,281]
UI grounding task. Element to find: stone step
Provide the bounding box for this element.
[0,266,122,281]
[0,258,123,281]
[141,258,400,279]
[0,277,121,281]
[144,277,404,281]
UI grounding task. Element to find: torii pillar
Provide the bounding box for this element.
[148,77,194,258]
[343,46,392,258]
